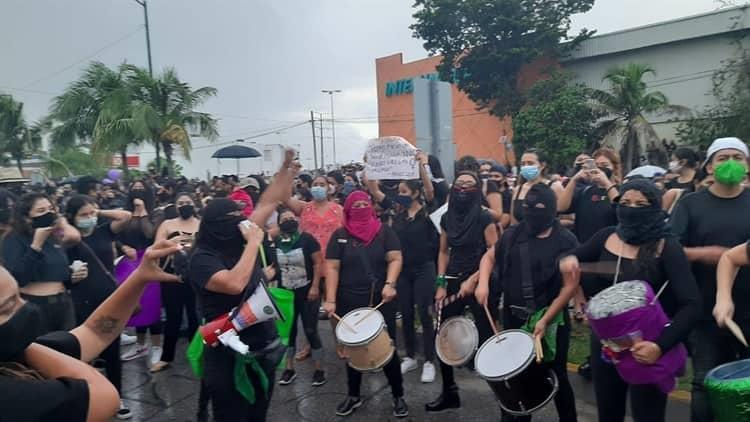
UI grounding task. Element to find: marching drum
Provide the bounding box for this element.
[475,329,558,415]
[435,316,479,367]
[705,359,750,422]
[586,280,687,393]
[335,307,395,372]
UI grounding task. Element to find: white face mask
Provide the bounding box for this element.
[669,161,682,172]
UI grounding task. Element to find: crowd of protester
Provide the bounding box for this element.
[0,136,749,422]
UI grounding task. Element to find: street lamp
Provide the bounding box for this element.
[321,89,341,165]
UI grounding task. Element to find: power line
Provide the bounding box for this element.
[190,120,310,150]
[21,26,145,89]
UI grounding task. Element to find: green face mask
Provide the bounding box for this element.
[714,159,748,186]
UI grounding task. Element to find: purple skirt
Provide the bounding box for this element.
[114,249,161,327]
[588,281,687,393]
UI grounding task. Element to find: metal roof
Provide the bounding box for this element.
[564,5,750,61]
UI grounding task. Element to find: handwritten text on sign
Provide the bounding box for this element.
[364,136,419,180]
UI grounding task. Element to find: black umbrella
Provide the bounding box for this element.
[211,145,262,174]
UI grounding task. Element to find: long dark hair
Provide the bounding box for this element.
[12,193,52,236]
[401,179,425,206]
[65,195,97,229]
[428,154,445,179]
[126,180,155,212]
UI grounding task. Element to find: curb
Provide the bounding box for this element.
[565,363,692,402]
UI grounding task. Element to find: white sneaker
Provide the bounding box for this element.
[116,401,132,420]
[121,345,148,361]
[120,333,137,346]
[421,362,436,383]
[400,357,418,374]
[149,346,163,367]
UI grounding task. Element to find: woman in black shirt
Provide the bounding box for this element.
[323,190,408,418]
[65,195,132,418]
[2,193,81,334]
[511,149,563,225]
[118,180,162,363]
[427,171,499,413]
[268,209,325,387]
[560,180,702,422]
[0,239,182,422]
[477,184,580,422]
[189,151,295,422]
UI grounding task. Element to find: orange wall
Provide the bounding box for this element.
[376,53,515,166]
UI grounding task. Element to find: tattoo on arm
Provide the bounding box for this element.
[92,316,119,335]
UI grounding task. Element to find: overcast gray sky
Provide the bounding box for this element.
[0,0,731,177]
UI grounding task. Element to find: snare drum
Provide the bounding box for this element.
[335,307,395,372]
[475,329,558,416]
[705,359,750,422]
[435,316,479,367]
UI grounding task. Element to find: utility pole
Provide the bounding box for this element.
[318,112,325,169]
[321,90,341,165]
[133,0,153,76]
[310,111,318,169]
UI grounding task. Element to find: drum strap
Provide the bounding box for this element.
[518,240,536,320]
[353,241,379,307]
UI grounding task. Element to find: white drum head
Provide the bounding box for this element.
[335,308,384,345]
[475,330,534,380]
[436,317,479,366]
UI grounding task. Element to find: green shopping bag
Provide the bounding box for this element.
[186,329,205,378]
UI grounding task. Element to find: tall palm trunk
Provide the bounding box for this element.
[119,147,129,178]
[154,140,161,174]
[162,141,174,177]
[621,125,638,175]
[15,157,23,175]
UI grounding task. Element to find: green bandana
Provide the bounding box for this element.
[276,232,301,253]
[714,159,747,186]
[521,307,565,363]
[234,353,270,405]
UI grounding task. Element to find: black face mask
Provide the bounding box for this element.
[31,212,57,229]
[178,205,195,220]
[279,220,299,234]
[523,206,556,236]
[393,195,413,208]
[130,190,146,200]
[0,301,44,361]
[598,167,614,180]
[616,205,667,245]
[0,208,10,224]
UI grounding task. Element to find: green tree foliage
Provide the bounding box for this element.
[411,0,595,117]
[592,63,688,173]
[512,72,600,171]
[676,47,750,150]
[45,147,107,179]
[0,95,42,173]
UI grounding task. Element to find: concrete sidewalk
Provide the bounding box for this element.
[118,319,690,421]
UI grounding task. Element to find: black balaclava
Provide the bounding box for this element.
[523,183,557,236]
[196,198,245,253]
[615,179,670,245]
[0,301,44,361]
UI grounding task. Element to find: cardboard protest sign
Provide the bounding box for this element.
[364,136,419,180]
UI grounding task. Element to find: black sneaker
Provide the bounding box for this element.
[278,369,296,385]
[312,370,326,387]
[335,396,362,416]
[393,397,409,418]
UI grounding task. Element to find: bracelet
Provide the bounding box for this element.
[435,274,447,288]
[325,300,336,304]
[606,184,618,194]
[385,281,396,288]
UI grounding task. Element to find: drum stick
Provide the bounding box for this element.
[354,301,384,326]
[726,318,748,347]
[331,313,356,333]
[161,255,173,270]
[483,304,499,336]
[534,335,544,363]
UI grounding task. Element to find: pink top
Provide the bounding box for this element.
[230,188,254,217]
[300,201,343,276]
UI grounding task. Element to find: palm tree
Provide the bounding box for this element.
[117,65,219,175]
[0,95,42,173]
[48,61,142,174]
[592,63,688,173]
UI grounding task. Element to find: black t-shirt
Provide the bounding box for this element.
[671,188,750,319]
[495,224,578,311]
[268,232,320,290]
[570,227,702,352]
[0,331,89,422]
[440,210,494,275]
[665,178,696,193]
[189,247,278,350]
[326,225,401,297]
[392,208,439,267]
[67,224,118,320]
[1,233,70,286]
[571,184,618,243]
